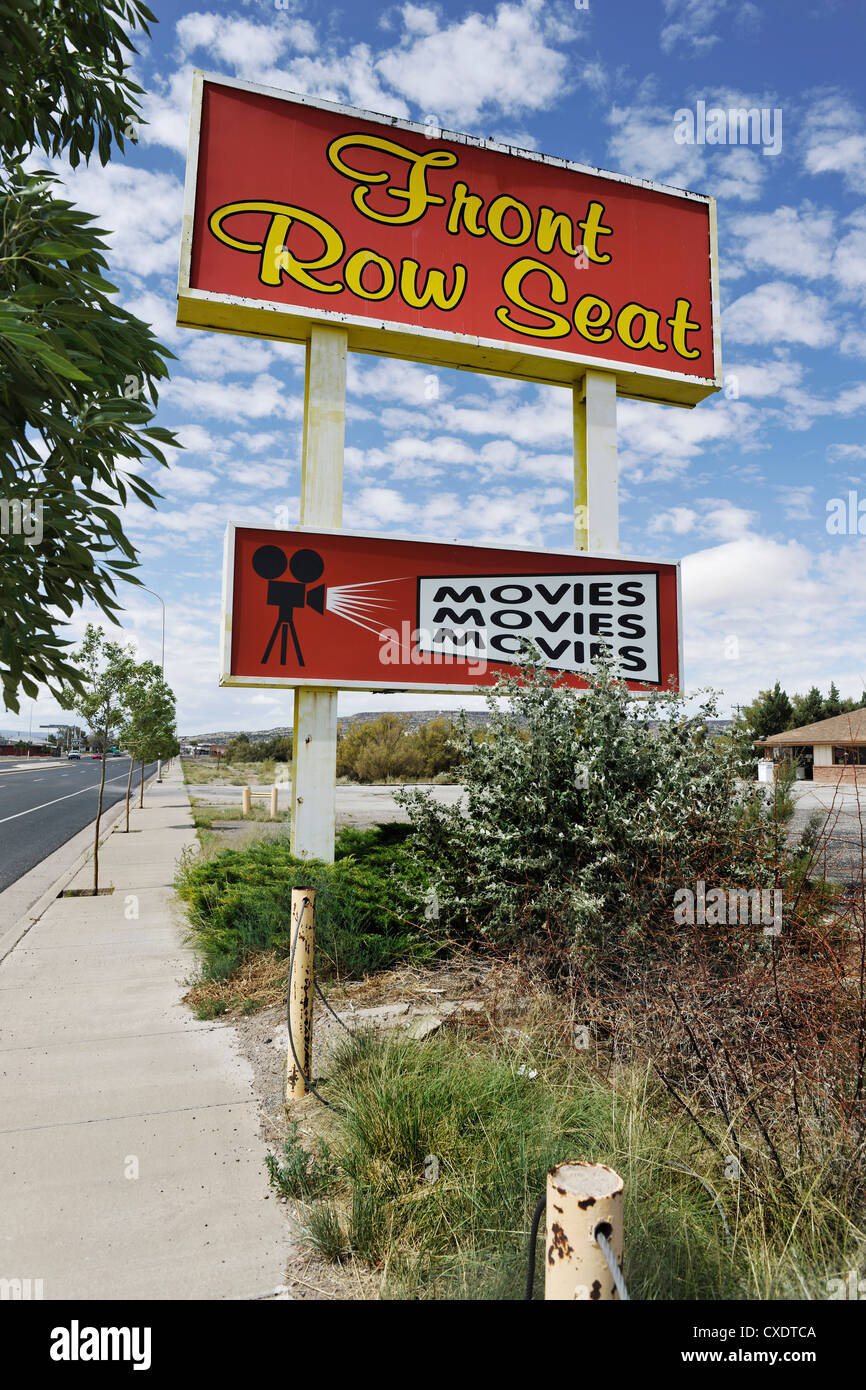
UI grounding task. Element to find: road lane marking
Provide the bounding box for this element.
[0,771,141,824]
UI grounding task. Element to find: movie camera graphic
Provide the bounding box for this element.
[252,543,406,668]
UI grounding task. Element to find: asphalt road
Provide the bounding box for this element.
[0,757,157,893]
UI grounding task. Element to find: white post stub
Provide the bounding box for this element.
[545,1161,625,1300]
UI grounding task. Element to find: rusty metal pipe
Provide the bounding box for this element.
[286,889,316,1101]
[545,1161,625,1300]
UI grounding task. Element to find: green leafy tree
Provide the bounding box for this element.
[225,734,253,761]
[119,660,177,829]
[0,0,178,712]
[336,715,464,782]
[337,714,422,783]
[223,733,291,763]
[258,734,292,762]
[412,717,461,779]
[60,624,136,892]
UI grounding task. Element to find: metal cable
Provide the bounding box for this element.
[595,1225,629,1301]
[664,1161,733,1249]
[524,1194,547,1300]
[315,978,357,1037]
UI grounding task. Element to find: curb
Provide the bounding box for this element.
[0,768,163,966]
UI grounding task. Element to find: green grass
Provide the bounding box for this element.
[288,1029,866,1300]
[176,823,441,982]
[303,1202,351,1262]
[266,1122,337,1200]
[191,997,229,1021]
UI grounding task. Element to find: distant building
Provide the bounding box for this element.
[756,708,866,784]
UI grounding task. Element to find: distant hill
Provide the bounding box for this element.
[180,711,491,743]
[181,712,732,743]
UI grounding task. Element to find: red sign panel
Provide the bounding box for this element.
[222,527,681,693]
[180,75,720,406]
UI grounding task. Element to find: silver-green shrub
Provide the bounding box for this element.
[396,652,808,966]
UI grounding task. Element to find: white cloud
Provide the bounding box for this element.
[162,373,304,422]
[649,506,698,535]
[777,486,814,520]
[178,334,291,379]
[487,129,539,151]
[618,397,763,481]
[724,360,805,399]
[177,14,291,69]
[229,460,296,490]
[173,424,223,457]
[827,443,866,465]
[348,358,447,406]
[46,160,184,278]
[608,102,706,189]
[723,281,835,348]
[346,479,571,546]
[734,204,836,280]
[650,499,756,540]
[803,92,866,195]
[158,465,220,497]
[260,47,411,119]
[660,0,731,55]
[682,532,866,708]
[377,0,578,127]
[122,497,278,542]
[712,146,766,202]
[726,203,866,307]
[607,102,764,199]
[428,387,572,447]
[348,485,420,526]
[833,209,866,303]
[168,11,411,124]
[138,66,196,157]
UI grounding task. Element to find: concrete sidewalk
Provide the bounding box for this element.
[0,764,292,1299]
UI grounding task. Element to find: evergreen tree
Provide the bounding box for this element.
[822,682,843,719]
[789,687,825,729]
[739,683,793,741]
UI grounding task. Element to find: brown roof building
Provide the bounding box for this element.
[756,708,866,784]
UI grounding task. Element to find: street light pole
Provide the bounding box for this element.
[141,586,166,782]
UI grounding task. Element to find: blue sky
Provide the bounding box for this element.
[16,0,866,736]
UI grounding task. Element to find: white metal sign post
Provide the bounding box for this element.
[292,323,347,861]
